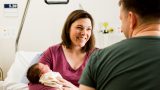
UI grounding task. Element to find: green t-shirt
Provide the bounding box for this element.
[79,36,160,90]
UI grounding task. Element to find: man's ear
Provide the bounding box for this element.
[128,11,137,30]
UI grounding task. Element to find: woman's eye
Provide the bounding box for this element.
[77,27,83,30]
[87,28,92,31]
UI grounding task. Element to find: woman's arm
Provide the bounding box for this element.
[56,77,78,90]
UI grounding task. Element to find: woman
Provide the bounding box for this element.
[28,9,96,90]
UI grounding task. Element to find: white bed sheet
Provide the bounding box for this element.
[1,51,42,90]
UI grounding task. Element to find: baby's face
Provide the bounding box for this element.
[38,63,51,74]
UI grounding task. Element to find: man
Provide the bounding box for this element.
[79,0,160,90]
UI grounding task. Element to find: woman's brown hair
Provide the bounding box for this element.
[61,9,95,52]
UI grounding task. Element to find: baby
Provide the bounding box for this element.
[27,63,63,89]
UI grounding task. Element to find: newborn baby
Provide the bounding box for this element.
[27,63,63,89]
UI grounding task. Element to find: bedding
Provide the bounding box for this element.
[1,51,42,90]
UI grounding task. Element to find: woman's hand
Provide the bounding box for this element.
[56,77,79,90]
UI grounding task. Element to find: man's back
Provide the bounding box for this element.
[79,36,160,90]
[79,0,160,90]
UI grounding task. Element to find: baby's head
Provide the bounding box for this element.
[27,63,51,84]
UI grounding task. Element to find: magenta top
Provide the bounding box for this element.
[28,83,57,90]
[39,44,92,86]
[28,44,96,89]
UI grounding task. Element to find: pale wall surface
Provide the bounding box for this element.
[0,0,124,79]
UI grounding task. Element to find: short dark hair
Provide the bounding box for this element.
[27,63,41,84]
[61,9,95,52]
[119,0,160,22]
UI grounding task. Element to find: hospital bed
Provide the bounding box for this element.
[0,51,42,90]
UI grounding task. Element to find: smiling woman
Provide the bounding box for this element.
[28,9,97,90]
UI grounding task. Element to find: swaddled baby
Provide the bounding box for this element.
[27,63,63,89]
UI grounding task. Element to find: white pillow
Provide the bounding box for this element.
[4,51,42,84]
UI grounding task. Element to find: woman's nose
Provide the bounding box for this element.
[81,29,87,35]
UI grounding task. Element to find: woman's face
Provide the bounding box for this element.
[69,18,92,48]
[38,63,50,74]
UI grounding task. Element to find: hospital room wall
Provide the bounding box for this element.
[18,0,124,51]
[0,0,124,79]
[0,0,28,79]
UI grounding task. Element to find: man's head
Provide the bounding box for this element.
[119,0,160,38]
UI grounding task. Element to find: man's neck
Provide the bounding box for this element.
[132,23,160,37]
